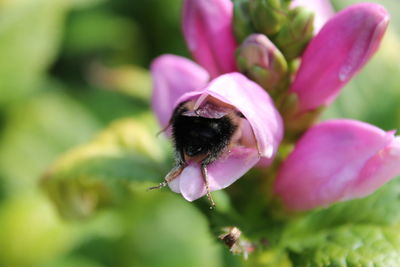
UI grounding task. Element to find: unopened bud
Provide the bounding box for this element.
[248,0,288,36]
[233,0,255,43]
[290,3,389,113]
[275,6,315,60]
[236,34,288,92]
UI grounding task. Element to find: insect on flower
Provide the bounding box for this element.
[149,98,246,208]
[149,56,283,207]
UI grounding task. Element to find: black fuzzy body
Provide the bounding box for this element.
[171,105,237,165]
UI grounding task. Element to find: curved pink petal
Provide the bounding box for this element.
[347,136,400,200]
[168,177,181,193]
[183,0,238,78]
[151,54,209,128]
[168,147,260,201]
[290,3,389,112]
[291,0,335,33]
[175,73,283,158]
[274,119,400,211]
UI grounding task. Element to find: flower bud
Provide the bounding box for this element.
[233,0,255,43]
[291,0,334,33]
[236,34,288,92]
[274,6,315,60]
[248,0,288,36]
[290,3,389,113]
[274,120,400,211]
[183,0,238,78]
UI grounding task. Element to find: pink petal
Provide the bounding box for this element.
[168,177,181,193]
[183,0,238,78]
[151,54,209,128]
[175,73,283,158]
[291,0,335,33]
[290,3,389,112]
[169,147,260,201]
[274,119,400,211]
[347,136,400,200]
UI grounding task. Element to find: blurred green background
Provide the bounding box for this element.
[0,0,399,266]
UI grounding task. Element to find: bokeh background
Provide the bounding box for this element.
[0,0,399,266]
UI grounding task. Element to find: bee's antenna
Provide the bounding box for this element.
[155,123,170,137]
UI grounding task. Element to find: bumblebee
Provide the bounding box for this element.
[149,99,244,207]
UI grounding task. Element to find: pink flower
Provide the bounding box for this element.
[182,0,238,78]
[290,3,389,113]
[152,1,394,211]
[274,119,400,211]
[151,54,210,128]
[151,55,283,201]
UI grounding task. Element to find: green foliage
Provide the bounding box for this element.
[113,189,223,267]
[0,192,76,267]
[264,178,398,265]
[287,225,400,267]
[42,114,170,220]
[63,9,146,65]
[0,88,100,194]
[0,0,67,104]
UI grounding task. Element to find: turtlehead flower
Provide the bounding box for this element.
[289,3,389,113]
[152,0,394,214]
[274,120,400,211]
[152,55,283,201]
[183,0,238,78]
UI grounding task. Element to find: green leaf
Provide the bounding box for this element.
[68,0,105,10]
[49,186,223,267]
[87,64,152,102]
[63,9,147,65]
[278,178,400,266]
[287,225,400,267]
[42,114,171,220]
[0,0,67,104]
[42,256,103,267]
[245,249,291,267]
[285,178,400,235]
[0,88,100,194]
[112,187,223,267]
[0,192,76,267]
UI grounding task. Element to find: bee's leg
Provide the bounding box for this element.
[147,164,185,190]
[200,163,216,209]
[148,150,186,191]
